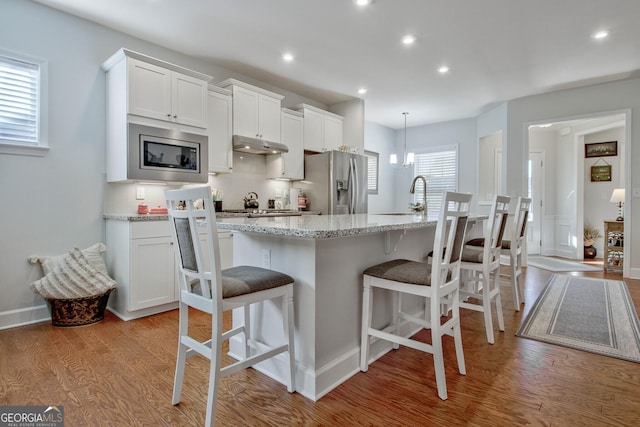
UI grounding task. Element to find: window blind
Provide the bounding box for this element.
[0,55,39,145]
[365,151,378,194]
[413,148,458,220]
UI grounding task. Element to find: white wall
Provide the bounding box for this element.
[363,121,395,214]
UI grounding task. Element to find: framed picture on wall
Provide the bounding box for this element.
[585,141,617,158]
[590,165,612,182]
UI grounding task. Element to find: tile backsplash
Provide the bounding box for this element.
[103,152,296,213]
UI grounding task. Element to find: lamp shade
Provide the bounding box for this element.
[609,188,625,203]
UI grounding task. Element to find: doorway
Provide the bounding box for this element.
[527,112,627,263]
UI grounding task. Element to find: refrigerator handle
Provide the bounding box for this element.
[351,157,358,214]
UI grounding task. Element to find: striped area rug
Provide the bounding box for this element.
[517,274,640,363]
[526,256,602,272]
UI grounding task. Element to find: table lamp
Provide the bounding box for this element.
[609,188,625,221]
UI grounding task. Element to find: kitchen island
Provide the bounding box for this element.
[216,213,441,400]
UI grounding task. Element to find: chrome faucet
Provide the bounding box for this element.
[409,175,427,213]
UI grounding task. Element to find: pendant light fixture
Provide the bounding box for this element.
[390,112,415,168]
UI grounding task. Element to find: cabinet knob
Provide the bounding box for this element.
[167,114,171,118]
[173,115,178,119]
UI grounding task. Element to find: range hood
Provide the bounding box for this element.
[233,135,289,155]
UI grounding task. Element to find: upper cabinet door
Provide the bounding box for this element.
[323,114,344,152]
[127,58,207,128]
[172,72,208,128]
[257,94,282,142]
[128,59,172,121]
[267,110,303,179]
[231,85,260,138]
[221,79,284,143]
[297,104,343,153]
[208,89,233,173]
[302,108,324,152]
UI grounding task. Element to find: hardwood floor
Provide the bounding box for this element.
[2,265,639,426]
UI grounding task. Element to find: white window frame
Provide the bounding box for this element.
[0,48,49,156]
[412,145,458,221]
[364,150,379,195]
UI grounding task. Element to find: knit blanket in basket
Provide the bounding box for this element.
[30,248,117,299]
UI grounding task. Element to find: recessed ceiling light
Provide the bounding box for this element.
[438,66,449,74]
[358,88,368,95]
[354,0,372,6]
[402,35,416,45]
[593,30,609,39]
[282,52,294,62]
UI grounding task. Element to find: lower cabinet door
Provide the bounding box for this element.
[130,237,177,311]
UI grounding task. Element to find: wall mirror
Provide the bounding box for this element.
[478,130,503,204]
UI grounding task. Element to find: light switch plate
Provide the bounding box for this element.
[633,188,640,198]
[261,249,271,269]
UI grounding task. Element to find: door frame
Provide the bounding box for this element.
[527,151,544,255]
[524,109,631,276]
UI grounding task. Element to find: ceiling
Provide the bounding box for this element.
[33,0,640,129]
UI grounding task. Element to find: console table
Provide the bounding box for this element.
[603,220,624,272]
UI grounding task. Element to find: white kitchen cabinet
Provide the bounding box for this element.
[129,234,176,311]
[128,58,208,128]
[266,109,304,179]
[105,218,233,320]
[207,86,233,173]
[102,48,212,129]
[219,78,284,143]
[294,104,343,152]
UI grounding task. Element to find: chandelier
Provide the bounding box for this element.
[390,112,414,168]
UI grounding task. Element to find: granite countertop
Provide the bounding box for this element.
[103,210,320,222]
[104,212,485,239]
[216,213,436,239]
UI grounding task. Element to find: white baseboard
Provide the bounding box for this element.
[629,267,640,280]
[106,302,178,321]
[228,315,423,401]
[0,304,50,331]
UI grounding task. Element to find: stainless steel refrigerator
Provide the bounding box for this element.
[299,150,368,215]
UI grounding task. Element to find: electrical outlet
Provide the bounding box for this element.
[275,188,283,198]
[261,249,271,269]
[633,188,640,198]
[136,186,145,200]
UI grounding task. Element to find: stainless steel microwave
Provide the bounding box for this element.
[127,123,208,183]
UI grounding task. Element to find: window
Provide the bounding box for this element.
[0,49,48,156]
[412,146,458,220]
[365,150,378,194]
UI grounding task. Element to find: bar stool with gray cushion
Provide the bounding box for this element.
[466,197,531,311]
[165,186,296,427]
[459,195,510,344]
[360,191,472,400]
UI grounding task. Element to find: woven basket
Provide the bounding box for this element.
[47,289,113,327]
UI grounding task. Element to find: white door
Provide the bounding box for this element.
[527,152,544,254]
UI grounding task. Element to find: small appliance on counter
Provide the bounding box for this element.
[298,193,308,210]
[244,192,259,209]
[137,203,149,214]
[150,206,168,214]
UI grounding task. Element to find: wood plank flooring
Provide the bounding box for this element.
[2,265,639,426]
